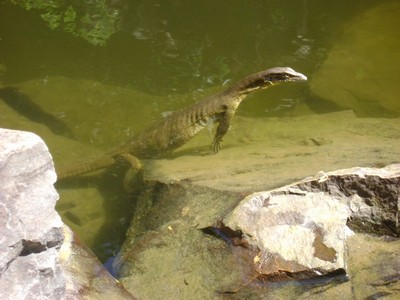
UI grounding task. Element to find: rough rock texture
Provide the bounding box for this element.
[115,164,400,299]
[223,164,399,281]
[59,225,136,299]
[298,165,400,236]
[0,128,136,299]
[227,232,400,300]
[113,182,245,300]
[224,189,351,278]
[310,1,400,117]
[0,128,65,299]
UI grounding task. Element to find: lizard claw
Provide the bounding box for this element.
[212,137,223,153]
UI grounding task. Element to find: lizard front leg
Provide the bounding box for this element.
[211,106,236,153]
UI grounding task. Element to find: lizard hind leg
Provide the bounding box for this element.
[117,153,144,191]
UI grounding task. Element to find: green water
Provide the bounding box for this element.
[1,1,398,119]
[1,0,399,294]
[0,1,387,115]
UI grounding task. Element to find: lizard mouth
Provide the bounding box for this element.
[289,72,307,81]
[266,68,308,83]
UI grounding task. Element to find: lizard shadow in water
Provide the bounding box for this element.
[0,86,76,139]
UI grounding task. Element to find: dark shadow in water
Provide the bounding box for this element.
[55,160,139,265]
[306,93,344,114]
[306,90,399,118]
[222,269,348,298]
[0,86,76,138]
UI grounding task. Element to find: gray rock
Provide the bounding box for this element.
[112,163,400,299]
[0,128,65,299]
[298,165,400,236]
[224,189,351,278]
[0,128,137,299]
[222,164,400,280]
[60,225,136,299]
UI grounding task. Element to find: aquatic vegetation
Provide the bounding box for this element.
[9,0,121,46]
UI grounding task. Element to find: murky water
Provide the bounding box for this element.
[2,1,398,117]
[1,0,399,297]
[1,0,393,116]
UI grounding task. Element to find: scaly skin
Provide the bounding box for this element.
[57,67,307,180]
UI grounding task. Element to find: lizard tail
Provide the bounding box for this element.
[56,155,116,180]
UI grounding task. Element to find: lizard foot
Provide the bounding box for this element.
[118,153,144,191]
[212,136,223,153]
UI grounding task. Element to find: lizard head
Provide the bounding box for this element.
[262,67,308,84]
[237,67,307,94]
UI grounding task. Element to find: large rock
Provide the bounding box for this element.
[0,128,65,299]
[115,164,400,299]
[0,128,136,299]
[223,164,399,281]
[224,189,351,279]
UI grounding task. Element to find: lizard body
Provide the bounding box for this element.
[57,67,307,180]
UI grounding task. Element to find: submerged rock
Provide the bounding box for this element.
[310,1,400,117]
[112,181,245,300]
[143,111,400,193]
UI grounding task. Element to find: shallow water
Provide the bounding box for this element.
[1,0,399,297]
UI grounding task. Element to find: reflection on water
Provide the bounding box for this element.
[0,0,399,297]
[1,0,396,118]
[0,1,379,94]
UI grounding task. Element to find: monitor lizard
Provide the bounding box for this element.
[57,67,307,180]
